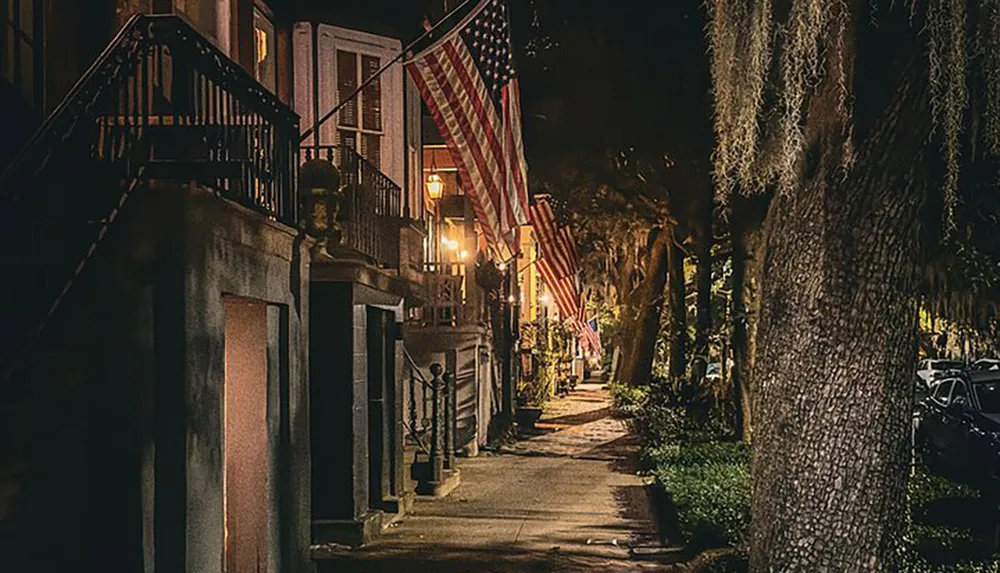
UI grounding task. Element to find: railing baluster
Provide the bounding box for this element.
[444,372,455,471]
[429,364,444,486]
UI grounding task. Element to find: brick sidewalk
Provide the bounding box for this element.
[314,385,675,572]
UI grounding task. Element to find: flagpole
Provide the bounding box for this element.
[299,0,481,144]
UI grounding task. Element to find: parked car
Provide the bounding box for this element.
[915,358,966,392]
[972,358,1000,372]
[915,370,1000,492]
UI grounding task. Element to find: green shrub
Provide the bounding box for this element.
[653,442,751,549]
[609,382,649,420]
[906,470,1000,570]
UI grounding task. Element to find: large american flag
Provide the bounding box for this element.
[537,255,579,319]
[530,197,579,280]
[407,0,529,261]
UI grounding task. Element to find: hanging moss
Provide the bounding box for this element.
[980,0,1000,157]
[927,0,968,238]
[706,0,773,202]
[707,0,854,196]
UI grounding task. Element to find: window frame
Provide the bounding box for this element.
[2,0,44,111]
[335,48,384,168]
[251,1,276,94]
[931,379,954,406]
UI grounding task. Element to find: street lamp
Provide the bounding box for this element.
[426,159,445,262]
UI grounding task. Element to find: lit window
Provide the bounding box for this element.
[253,7,276,93]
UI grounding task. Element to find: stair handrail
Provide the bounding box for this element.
[0,14,144,189]
[403,346,434,390]
[0,14,301,388]
[1,14,299,202]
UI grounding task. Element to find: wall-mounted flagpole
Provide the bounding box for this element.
[299,0,480,144]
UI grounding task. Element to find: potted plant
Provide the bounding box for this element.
[516,350,560,428]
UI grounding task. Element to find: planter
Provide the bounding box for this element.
[515,406,544,429]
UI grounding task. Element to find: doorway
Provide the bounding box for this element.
[366,306,398,511]
[224,297,270,573]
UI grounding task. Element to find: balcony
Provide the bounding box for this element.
[416,262,489,328]
[301,144,401,269]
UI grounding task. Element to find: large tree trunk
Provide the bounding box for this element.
[616,228,670,385]
[668,231,687,379]
[730,211,752,441]
[749,21,930,571]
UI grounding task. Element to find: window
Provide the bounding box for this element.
[975,382,1000,414]
[253,6,276,93]
[950,380,969,406]
[2,0,42,110]
[337,49,382,168]
[932,380,953,405]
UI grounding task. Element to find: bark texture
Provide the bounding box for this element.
[616,229,670,385]
[730,211,752,441]
[693,207,713,380]
[749,26,931,572]
[668,232,688,379]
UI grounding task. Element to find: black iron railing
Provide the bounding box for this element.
[301,144,401,268]
[403,350,457,482]
[0,14,299,388]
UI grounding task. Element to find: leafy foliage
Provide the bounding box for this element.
[651,442,751,549]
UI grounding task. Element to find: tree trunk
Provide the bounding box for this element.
[693,201,713,381]
[730,212,751,441]
[749,42,931,573]
[616,228,670,385]
[668,231,687,380]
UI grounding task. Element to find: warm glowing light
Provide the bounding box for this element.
[539,293,552,304]
[459,250,468,260]
[442,239,458,251]
[498,262,507,271]
[426,172,444,200]
[507,295,516,303]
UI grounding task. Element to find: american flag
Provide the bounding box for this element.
[582,318,602,354]
[530,197,579,279]
[577,289,602,354]
[537,255,579,320]
[407,0,529,260]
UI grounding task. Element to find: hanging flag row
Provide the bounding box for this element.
[406,0,529,262]
[530,196,601,354]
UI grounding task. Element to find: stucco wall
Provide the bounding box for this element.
[0,183,311,573]
[180,186,311,573]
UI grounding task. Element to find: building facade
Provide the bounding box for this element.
[0,0,521,570]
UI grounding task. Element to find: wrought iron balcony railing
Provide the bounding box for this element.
[301,144,401,269]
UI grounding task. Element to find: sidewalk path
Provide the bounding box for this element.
[315,384,674,572]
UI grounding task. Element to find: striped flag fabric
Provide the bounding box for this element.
[582,317,602,353]
[537,256,579,320]
[406,0,529,261]
[575,288,601,354]
[530,197,579,279]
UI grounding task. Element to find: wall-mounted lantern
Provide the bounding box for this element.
[426,172,444,200]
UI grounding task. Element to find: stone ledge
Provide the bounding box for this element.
[312,511,383,548]
[414,468,461,498]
